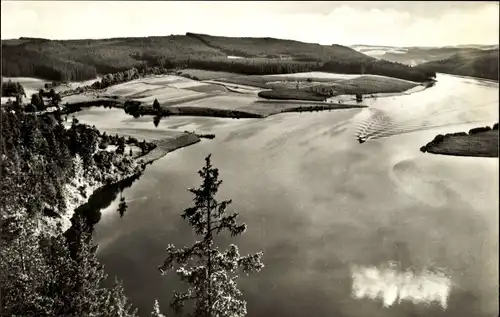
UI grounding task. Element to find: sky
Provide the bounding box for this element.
[1,1,499,47]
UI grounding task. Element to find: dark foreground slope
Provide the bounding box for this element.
[2,33,433,83]
[415,49,499,81]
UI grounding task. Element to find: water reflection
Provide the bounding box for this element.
[351,263,451,309]
[75,74,499,317]
[72,173,141,228]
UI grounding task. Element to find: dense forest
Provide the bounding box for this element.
[185,32,369,61]
[416,49,499,81]
[2,33,434,83]
[0,109,143,223]
[0,108,146,315]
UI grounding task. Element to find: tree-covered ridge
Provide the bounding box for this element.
[415,49,499,81]
[2,33,434,83]
[185,32,369,61]
[0,110,142,224]
[0,108,144,316]
[1,35,225,81]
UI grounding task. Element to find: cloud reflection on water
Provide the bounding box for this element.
[351,262,451,309]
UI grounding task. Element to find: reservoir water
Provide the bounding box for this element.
[73,74,498,317]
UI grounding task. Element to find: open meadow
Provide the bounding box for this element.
[57,71,390,118]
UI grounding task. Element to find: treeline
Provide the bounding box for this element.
[136,55,434,82]
[99,132,157,156]
[258,89,327,101]
[1,80,26,97]
[57,67,170,98]
[322,59,436,82]
[128,57,433,82]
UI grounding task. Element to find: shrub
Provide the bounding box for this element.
[434,134,444,143]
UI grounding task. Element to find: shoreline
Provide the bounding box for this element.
[420,124,499,158]
[135,132,201,166]
[50,118,204,234]
[64,96,368,119]
[59,132,202,234]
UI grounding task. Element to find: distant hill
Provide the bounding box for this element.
[350,44,499,66]
[1,33,433,83]
[415,49,499,81]
[186,33,370,62]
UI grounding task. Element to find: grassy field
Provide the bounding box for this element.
[51,70,427,120]
[215,73,358,89]
[217,73,418,90]
[181,83,229,94]
[306,75,419,96]
[58,72,423,106]
[263,72,360,80]
[132,88,204,104]
[97,76,213,105]
[216,73,420,101]
[421,125,499,157]
[103,81,164,97]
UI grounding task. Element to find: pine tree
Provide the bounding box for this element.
[158,154,264,317]
[0,215,50,315]
[73,153,85,181]
[0,213,137,316]
[151,299,166,317]
[98,277,138,317]
[153,99,160,112]
[63,215,138,316]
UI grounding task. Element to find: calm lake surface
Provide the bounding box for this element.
[74,74,498,317]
